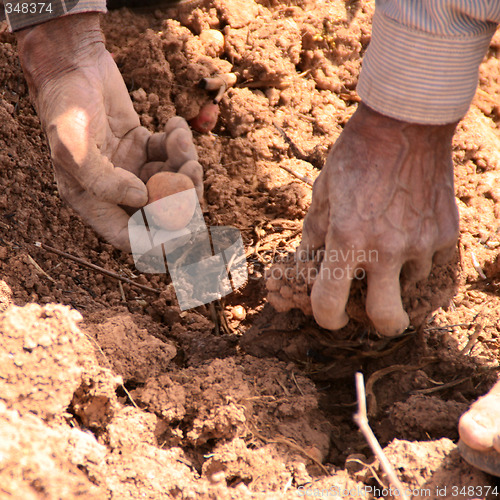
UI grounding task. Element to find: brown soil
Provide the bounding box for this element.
[0,0,499,498]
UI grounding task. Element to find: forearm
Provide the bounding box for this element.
[357,0,499,125]
[2,0,106,31]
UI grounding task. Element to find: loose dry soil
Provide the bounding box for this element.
[0,0,499,498]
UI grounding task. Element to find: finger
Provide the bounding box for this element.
[310,255,352,331]
[165,116,191,136]
[54,150,147,207]
[459,411,495,452]
[365,268,409,337]
[434,188,459,265]
[177,160,204,201]
[299,171,330,255]
[147,117,192,162]
[433,242,457,265]
[166,127,198,170]
[58,172,188,255]
[402,255,433,282]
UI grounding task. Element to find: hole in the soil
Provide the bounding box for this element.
[226,475,252,488]
[116,382,142,406]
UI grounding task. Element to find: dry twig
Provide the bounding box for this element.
[278,163,314,187]
[35,242,160,295]
[26,254,56,283]
[274,123,320,177]
[365,360,435,416]
[461,322,484,355]
[471,250,487,280]
[411,376,468,395]
[345,457,387,488]
[250,424,330,475]
[353,372,409,500]
[83,331,138,409]
[291,371,305,396]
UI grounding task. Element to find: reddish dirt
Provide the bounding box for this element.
[0,0,499,498]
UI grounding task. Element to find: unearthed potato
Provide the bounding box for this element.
[146,172,196,231]
[189,102,220,134]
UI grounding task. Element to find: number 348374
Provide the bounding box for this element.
[5,3,53,14]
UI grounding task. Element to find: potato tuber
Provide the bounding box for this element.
[146,171,197,231]
[189,102,220,134]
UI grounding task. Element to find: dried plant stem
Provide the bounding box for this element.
[279,163,314,186]
[354,372,410,500]
[35,242,160,295]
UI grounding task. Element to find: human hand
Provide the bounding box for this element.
[16,13,203,252]
[299,103,459,336]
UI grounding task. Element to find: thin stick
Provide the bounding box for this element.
[250,423,330,475]
[35,242,160,295]
[354,372,410,500]
[279,163,314,187]
[26,254,56,283]
[411,376,468,395]
[345,457,387,489]
[83,331,139,409]
[291,371,305,396]
[461,323,484,355]
[471,251,487,280]
[365,361,434,416]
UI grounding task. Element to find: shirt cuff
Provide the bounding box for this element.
[5,1,107,31]
[357,8,495,125]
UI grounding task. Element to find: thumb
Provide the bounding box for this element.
[82,155,148,207]
[48,111,148,207]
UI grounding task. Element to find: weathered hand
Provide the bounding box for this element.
[16,13,202,252]
[299,103,459,336]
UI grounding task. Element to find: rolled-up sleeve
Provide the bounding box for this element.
[357,0,500,124]
[3,1,107,32]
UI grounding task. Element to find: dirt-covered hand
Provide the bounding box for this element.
[16,13,203,252]
[300,103,459,336]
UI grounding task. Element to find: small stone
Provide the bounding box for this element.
[23,337,37,351]
[208,470,225,485]
[231,305,246,321]
[37,334,52,347]
[199,29,225,56]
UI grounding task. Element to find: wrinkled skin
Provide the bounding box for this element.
[458,380,500,476]
[16,13,202,252]
[300,102,459,337]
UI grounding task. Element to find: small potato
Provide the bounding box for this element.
[190,102,220,134]
[199,29,225,56]
[146,172,196,231]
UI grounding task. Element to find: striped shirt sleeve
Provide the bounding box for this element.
[3,1,106,31]
[357,0,500,125]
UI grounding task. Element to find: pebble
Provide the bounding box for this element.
[199,29,225,56]
[231,305,246,321]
